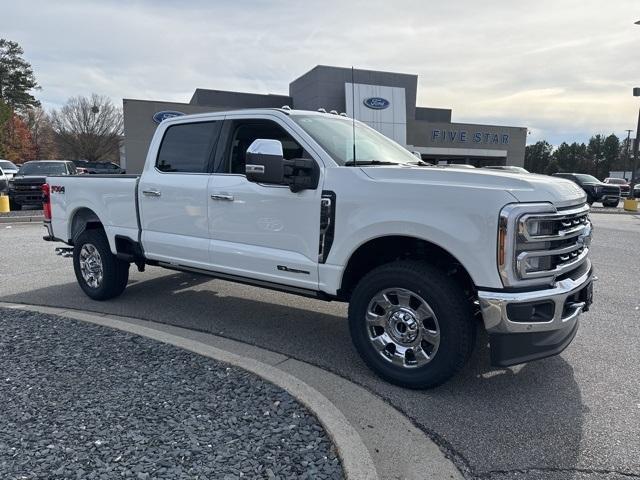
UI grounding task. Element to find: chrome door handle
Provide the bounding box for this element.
[142,189,161,197]
[210,194,234,201]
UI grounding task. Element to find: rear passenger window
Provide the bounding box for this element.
[156,121,221,173]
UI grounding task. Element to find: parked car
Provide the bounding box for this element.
[73,160,125,174]
[0,166,8,193]
[482,166,530,174]
[42,108,594,389]
[603,177,630,197]
[9,160,77,210]
[0,159,20,180]
[633,183,640,198]
[552,173,621,207]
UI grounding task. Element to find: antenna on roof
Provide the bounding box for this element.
[351,66,357,166]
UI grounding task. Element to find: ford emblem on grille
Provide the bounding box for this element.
[152,110,186,124]
[363,97,390,110]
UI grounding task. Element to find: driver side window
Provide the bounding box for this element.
[219,119,306,174]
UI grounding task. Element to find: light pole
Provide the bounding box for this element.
[632,88,640,196]
[624,129,632,177]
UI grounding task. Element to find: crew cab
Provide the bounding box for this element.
[41,109,595,388]
[553,173,620,207]
[10,160,77,210]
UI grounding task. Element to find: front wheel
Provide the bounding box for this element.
[603,199,619,208]
[73,229,129,300]
[348,260,476,389]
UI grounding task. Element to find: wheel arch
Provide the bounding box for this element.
[69,207,104,244]
[338,235,476,302]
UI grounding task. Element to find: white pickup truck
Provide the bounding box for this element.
[42,108,594,388]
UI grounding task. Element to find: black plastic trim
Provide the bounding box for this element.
[489,320,579,367]
[157,262,334,301]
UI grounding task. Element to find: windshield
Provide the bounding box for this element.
[574,174,600,183]
[606,178,626,184]
[291,114,419,166]
[18,162,67,176]
[0,160,18,171]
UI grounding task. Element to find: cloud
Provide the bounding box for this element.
[2,0,639,144]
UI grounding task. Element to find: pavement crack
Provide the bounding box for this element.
[480,467,640,479]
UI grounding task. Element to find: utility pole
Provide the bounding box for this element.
[624,129,632,178]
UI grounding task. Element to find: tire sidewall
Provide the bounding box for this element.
[73,229,128,300]
[349,263,473,388]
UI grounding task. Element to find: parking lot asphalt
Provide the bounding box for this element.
[1,214,639,480]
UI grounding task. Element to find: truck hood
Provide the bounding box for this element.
[361,166,586,206]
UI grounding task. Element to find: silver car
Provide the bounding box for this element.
[0,166,8,193]
[0,159,19,180]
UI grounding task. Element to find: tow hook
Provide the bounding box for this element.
[55,247,74,258]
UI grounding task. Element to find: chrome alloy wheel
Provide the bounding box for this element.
[79,243,103,288]
[365,288,440,368]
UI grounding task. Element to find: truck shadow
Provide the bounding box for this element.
[0,270,585,477]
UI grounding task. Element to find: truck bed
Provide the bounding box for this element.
[46,175,141,251]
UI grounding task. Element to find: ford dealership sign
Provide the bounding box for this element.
[363,97,390,110]
[152,110,185,124]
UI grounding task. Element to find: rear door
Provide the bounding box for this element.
[206,113,324,290]
[139,118,223,269]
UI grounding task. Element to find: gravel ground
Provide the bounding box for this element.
[0,308,343,480]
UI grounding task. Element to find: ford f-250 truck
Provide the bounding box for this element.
[42,109,594,388]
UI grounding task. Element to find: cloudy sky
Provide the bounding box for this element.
[2,0,639,145]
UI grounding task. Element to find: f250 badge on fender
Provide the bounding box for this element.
[363,97,390,109]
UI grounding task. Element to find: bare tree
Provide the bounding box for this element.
[25,106,58,159]
[50,94,123,162]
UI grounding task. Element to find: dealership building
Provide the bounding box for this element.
[123,65,527,173]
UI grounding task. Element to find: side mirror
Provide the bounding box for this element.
[245,139,285,185]
[246,139,319,192]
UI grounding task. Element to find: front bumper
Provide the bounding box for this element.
[478,264,594,367]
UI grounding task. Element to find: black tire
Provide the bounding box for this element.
[603,199,619,208]
[348,260,476,389]
[73,229,129,301]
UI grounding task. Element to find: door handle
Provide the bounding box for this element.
[142,189,161,197]
[210,194,234,201]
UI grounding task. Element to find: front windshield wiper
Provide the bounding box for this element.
[347,160,402,166]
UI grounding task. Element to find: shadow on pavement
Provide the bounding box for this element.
[1,271,586,477]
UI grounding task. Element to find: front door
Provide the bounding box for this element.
[139,119,222,269]
[207,114,324,290]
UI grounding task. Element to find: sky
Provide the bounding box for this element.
[2,0,639,145]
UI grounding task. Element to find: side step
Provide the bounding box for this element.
[55,247,74,258]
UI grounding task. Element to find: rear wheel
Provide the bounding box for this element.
[73,229,129,300]
[603,199,619,208]
[348,260,476,389]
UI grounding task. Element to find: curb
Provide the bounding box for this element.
[0,215,44,223]
[0,302,464,480]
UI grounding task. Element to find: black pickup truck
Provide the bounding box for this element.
[9,160,77,210]
[552,173,621,207]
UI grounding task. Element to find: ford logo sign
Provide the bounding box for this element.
[363,97,390,110]
[152,110,186,124]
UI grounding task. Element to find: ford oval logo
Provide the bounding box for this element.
[152,110,186,124]
[363,97,390,110]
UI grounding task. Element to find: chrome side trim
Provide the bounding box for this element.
[478,262,592,334]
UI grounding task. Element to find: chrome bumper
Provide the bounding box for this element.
[478,262,594,334]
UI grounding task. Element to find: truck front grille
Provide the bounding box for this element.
[515,203,591,280]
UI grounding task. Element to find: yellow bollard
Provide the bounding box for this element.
[0,194,9,213]
[623,198,638,212]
